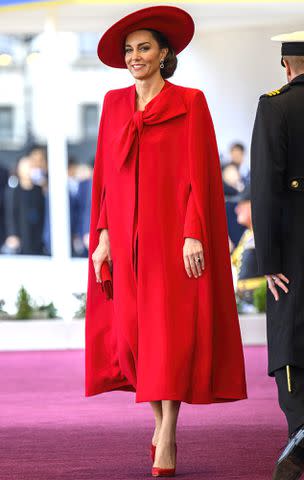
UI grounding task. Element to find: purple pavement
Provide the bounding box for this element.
[0,347,287,479]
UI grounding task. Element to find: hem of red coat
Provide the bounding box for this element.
[135,392,247,404]
[86,381,136,397]
[86,384,247,404]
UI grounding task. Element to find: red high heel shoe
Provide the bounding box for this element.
[151,443,177,477]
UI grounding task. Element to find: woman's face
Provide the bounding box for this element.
[124,29,168,80]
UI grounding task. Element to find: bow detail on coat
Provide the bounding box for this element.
[114,86,188,172]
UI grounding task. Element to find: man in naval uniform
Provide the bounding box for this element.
[251,31,304,480]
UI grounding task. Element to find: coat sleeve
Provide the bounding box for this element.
[183,186,203,241]
[85,90,116,397]
[187,89,227,259]
[96,192,108,231]
[186,90,247,398]
[92,92,110,235]
[250,97,287,275]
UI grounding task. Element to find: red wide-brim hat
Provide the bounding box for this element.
[97,5,195,68]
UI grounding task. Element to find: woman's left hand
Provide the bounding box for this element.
[183,238,205,278]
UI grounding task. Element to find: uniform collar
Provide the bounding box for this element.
[290,73,304,85]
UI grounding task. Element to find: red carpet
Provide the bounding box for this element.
[0,347,287,479]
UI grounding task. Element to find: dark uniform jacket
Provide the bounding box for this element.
[251,73,304,375]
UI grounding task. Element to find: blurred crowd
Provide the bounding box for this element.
[0,146,93,257]
[222,142,265,311]
[221,142,250,249]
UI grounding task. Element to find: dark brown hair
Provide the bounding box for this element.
[145,28,177,79]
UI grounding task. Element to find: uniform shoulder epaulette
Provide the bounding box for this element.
[260,83,290,99]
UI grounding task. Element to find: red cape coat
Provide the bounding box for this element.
[85,79,247,403]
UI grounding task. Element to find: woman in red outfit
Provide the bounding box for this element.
[85,5,247,477]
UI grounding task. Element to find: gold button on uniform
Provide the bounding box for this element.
[291,180,299,189]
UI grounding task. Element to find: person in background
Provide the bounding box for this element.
[27,145,51,255]
[77,161,93,256]
[229,142,249,183]
[68,158,94,258]
[231,183,265,312]
[68,156,81,257]
[0,164,9,249]
[27,145,48,191]
[222,162,246,250]
[2,156,45,255]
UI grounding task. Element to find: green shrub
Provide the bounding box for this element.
[253,280,267,313]
[0,299,6,312]
[73,293,86,318]
[0,299,10,319]
[14,286,59,320]
[37,302,58,319]
[15,286,34,319]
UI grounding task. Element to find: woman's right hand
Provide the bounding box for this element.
[183,237,204,278]
[92,229,112,283]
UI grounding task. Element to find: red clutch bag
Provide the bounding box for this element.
[100,261,113,300]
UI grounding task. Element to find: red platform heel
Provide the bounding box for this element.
[151,443,177,477]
